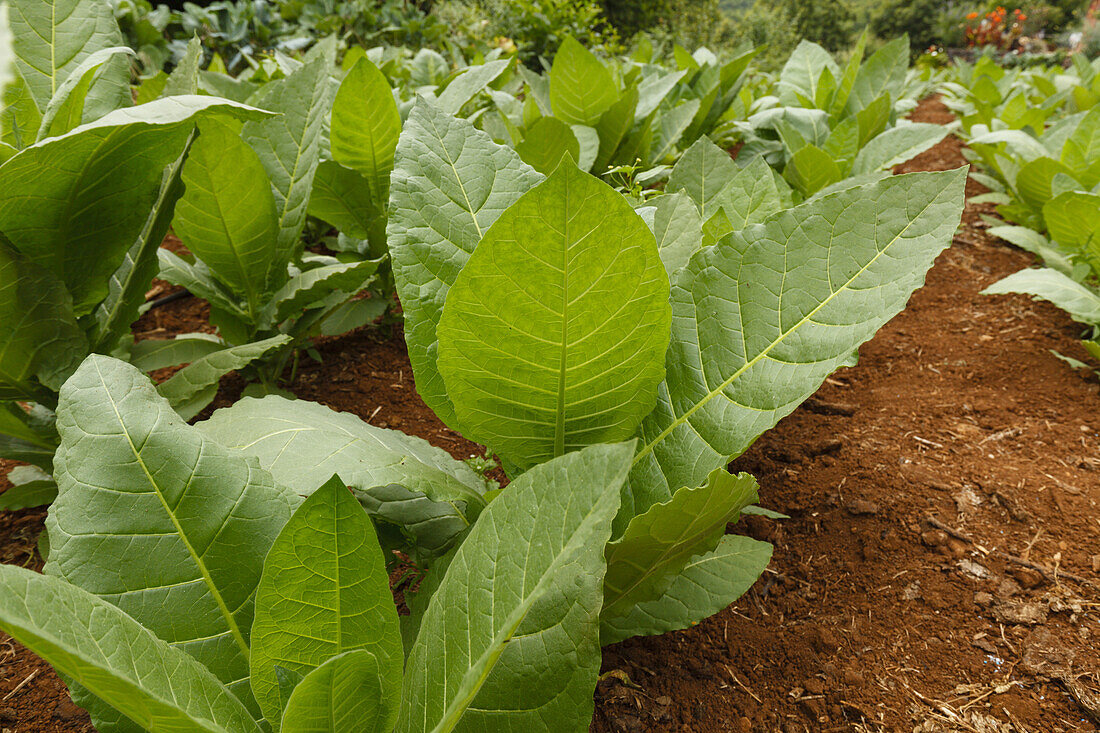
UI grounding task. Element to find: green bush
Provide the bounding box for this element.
[870,0,949,52]
[781,0,855,51]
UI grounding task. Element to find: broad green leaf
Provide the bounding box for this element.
[281,651,393,733]
[156,249,251,331]
[777,41,839,107]
[0,564,262,733]
[647,192,702,276]
[388,100,542,428]
[86,133,192,354]
[846,35,908,115]
[711,156,784,230]
[635,66,686,122]
[1043,191,1100,256]
[308,161,374,240]
[163,37,202,97]
[855,93,890,148]
[989,225,1077,277]
[197,396,487,557]
[0,236,85,401]
[983,267,1100,325]
[48,355,299,708]
[173,119,284,323]
[851,123,947,175]
[242,55,334,257]
[549,36,618,126]
[570,123,599,171]
[667,137,738,218]
[130,333,225,372]
[397,442,629,733]
[628,169,967,520]
[592,85,637,173]
[1015,157,1076,215]
[36,46,133,140]
[261,260,380,329]
[7,0,124,110]
[437,162,671,471]
[0,465,57,509]
[330,57,400,217]
[515,115,579,175]
[1,68,39,149]
[600,534,772,644]
[0,6,11,110]
[0,96,270,316]
[436,59,510,116]
[157,334,292,420]
[1061,107,1100,188]
[603,468,757,620]
[652,99,701,162]
[252,476,401,730]
[783,145,841,197]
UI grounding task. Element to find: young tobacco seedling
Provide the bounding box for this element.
[0,354,630,732]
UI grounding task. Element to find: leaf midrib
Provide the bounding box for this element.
[91,358,251,659]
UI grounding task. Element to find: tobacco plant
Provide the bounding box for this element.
[199,97,967,646]
[729,35,947,198]
[479,36,757,174]
[0,355,627,732]
[0,0,283,508]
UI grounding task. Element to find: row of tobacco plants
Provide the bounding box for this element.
[0,2,966,730]
[941,53,1100,375]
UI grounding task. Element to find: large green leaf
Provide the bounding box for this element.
[983,267,1100,326]
[600,534,772,644]
[261,259,380,329]
[666,137,738,218]
[602,468,758,621]
[281,651,393,733]
[251,476,401,730]
[777,40,839,107]
[0,96,270,316]
[710,156,785,230]
[783,144,841,197]
[436,59,510,116]
[36,46,132,141]
[846,35,908,115]
[47,355,299,709]
[85,134,192,354]
[197,396,488,557]
[7,0,124,111]
[646,192,702,276]
[627,169,966,519]
[1060,107,1100,188]
[549,36,619,127]
[515,115,580,175]
[851,123,948,175]
[0,565,263,733]
[174,119,284,323]
[330,57,399,221]
[437,161,671,471]
[1043,191,1100,257]
[397,442,630,733]
[0,235,85,401]
[307,160,374,241]
[157,334,292,420]
[241,55,334,256]
[388,100,542,428]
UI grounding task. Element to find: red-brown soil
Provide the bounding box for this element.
[2,96,1098,732]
